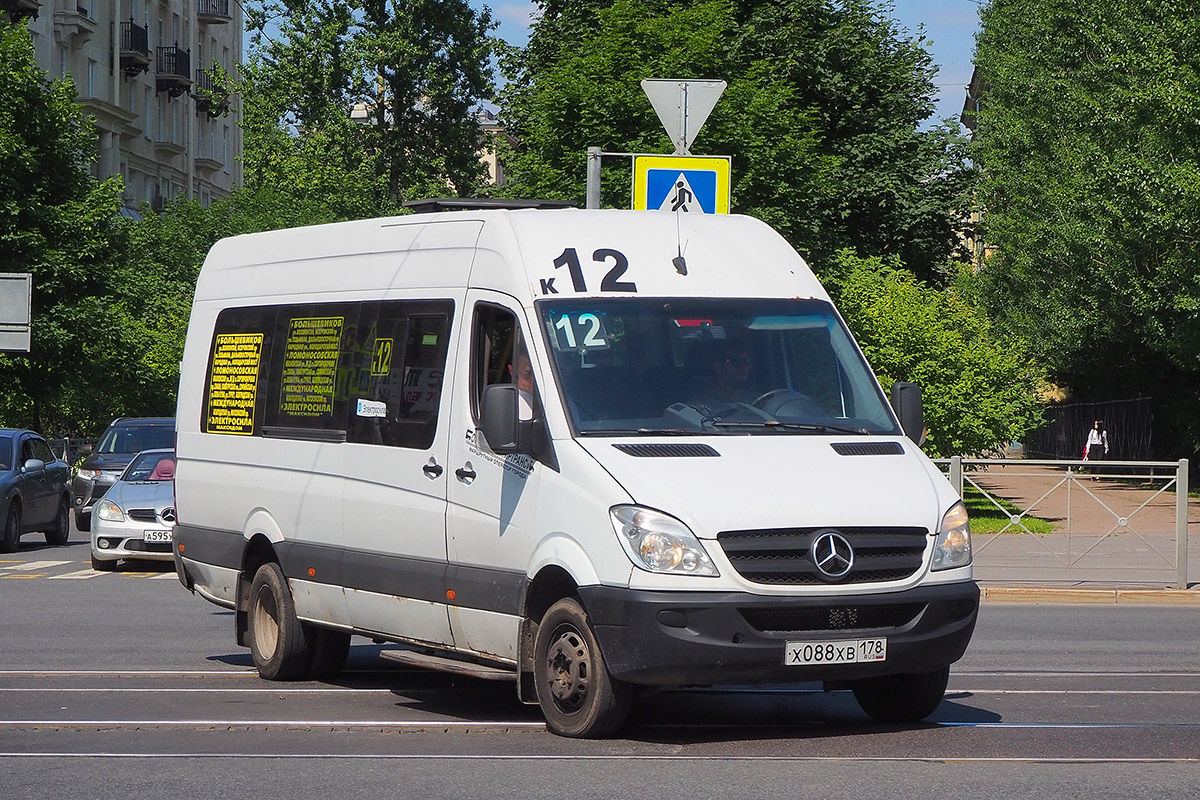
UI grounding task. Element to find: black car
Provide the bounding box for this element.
[71,417,175,532]
[0,429,72,552]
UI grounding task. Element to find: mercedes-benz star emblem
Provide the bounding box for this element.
[161,507,177,524]
[810,529,854,580]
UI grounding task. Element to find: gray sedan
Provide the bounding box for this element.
[90,448,176,571]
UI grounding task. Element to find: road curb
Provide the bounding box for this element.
[981,585,1200,605]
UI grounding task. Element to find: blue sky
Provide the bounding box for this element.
[481,0,983,127]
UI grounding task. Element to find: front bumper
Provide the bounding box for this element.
[91,522,176,563]
[578,581,979,687]
[71,475,117,515]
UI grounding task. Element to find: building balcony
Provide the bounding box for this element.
[192,68,230,117]
[0,0,39,21]
[194,156,222,176]
[120,20,152,77]
[53,4,96,46]
[155,45,192,98]
[196,0,231,24]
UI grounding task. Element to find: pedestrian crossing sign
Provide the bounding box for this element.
[632,155,731,214]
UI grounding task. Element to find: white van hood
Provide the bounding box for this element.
[576,436,948,539]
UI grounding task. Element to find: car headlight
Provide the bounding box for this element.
[96,499,125,523]
[76,468,100,481]
[932,500,972,571]
[610,506,718,576]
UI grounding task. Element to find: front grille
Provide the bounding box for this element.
[125,540,172,553]
[740,603,925,633]
[128,508,159,522]
[717,526,928,585]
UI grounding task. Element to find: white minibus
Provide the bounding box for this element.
[173,207,977,737]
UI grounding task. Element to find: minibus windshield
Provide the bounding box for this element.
[537,298,901,436]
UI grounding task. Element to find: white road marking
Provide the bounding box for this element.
[2,561,72,571]
[46,569,104,580]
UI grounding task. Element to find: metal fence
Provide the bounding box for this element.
[934,457,1192,589]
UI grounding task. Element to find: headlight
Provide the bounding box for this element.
[96,499,125,523]
[610,506,718,577]
[932,501,972,571]
[76,468,100,480]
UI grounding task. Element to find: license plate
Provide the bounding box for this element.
[143,530,173,543]
[784,638,887,666]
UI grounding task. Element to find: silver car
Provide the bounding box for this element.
[90,448,176,571]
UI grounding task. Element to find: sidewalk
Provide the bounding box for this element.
[960,462,1200,605]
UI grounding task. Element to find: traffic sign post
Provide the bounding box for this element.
[583,78,732,212]
[0,273,31,353]
[632,155,731,214]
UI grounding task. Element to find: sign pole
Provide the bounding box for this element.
[586,147,602,209]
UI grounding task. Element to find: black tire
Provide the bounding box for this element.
[91,552,117,571]
[74,509,91,533]
[1,504,20,554]
[305,626,351,679]
[851,666,950,723]
[45,498,70,546]
[533,597,631,738]
[247,562,310,681]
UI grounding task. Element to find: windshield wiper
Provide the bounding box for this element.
[577,428,696,436]
[708,420,871,435]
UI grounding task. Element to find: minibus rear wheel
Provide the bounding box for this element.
[248,562,310,680]
[533,597,631,738]
[851,665,950,722]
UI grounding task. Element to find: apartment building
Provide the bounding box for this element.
[3,0,242,215]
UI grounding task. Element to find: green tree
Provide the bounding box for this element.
[0,21,138,435]
[241,0,497,210]
[497,0,975,279]
[971,1,1200,457]
[826,251,1045,457]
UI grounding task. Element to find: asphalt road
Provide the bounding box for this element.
[2,536,1198,799]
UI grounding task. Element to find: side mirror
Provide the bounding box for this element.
[80,443,93,456]
[22,458,46,473]
[480,384,532,454]
[891,381,926,446]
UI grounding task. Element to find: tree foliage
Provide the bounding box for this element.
[826,252,1045,457]
[0,22,142,435]
[241,0,497,210]
[971,1,1200,457]
[497,0,975,279]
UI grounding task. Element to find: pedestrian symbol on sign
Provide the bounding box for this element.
[663,176,697,212]
[632,155,731,214]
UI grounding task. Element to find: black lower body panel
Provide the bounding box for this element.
[578,581,979,686]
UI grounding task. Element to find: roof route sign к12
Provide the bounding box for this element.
[633,155,731,214]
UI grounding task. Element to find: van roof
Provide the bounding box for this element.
[196,209,829,305]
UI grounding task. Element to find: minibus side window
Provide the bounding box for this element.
[203,301,452,445]
[470,304,535,422]
[345,304,451,449]
[262,302,360,437]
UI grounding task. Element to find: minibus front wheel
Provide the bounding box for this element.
[851,665,950,722]
[247,562,310,680]
[534,597,631,738]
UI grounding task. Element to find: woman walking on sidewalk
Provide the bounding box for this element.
[1083,419,1109,480]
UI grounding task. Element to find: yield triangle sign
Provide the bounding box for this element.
[641,79,727,155]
